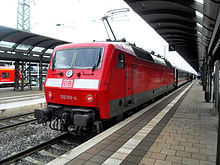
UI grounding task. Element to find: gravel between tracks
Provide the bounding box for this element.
[0,122,63,160]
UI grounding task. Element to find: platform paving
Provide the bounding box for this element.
[48,81,218,165]
[139,82,218,165]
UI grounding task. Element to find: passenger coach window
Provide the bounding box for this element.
[117,52,124,69]
[2,72,9,78]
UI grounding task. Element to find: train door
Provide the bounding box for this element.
[125,54,134,106]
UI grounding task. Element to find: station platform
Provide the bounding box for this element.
[0,86,45,117]
[0,86,43,98]
[48,80,218,165]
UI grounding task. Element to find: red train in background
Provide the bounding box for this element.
[0,66,16,87]
[34,41,192,135]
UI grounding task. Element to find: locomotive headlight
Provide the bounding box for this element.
[48,92,53,99]
[86,94,94,102]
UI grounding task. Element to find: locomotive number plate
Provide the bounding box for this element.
[60,95,73,100]
[62,79,73,88]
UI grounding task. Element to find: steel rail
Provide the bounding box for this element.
[0,133,70,165]
[0,119,37,131]
[0,112,34,122]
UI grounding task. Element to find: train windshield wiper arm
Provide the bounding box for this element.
[51,58,56,71]
[92,49,102,72]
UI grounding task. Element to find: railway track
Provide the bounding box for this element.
[0,133,90,165]
[0,112,37,131]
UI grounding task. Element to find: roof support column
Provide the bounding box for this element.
[213,60,220,165]
[14,60,20,90]
[209,62,212,102]
[213,61,219,109]
[29,62,32,90]
[217,103,220,165]
[39,55,43,91]
[204,57,212,102]
[201,64,206,91]
[21,61,24,91]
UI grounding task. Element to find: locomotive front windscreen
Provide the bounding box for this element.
[53,47,103,69]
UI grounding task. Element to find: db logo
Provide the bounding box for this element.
[62,80,73,88]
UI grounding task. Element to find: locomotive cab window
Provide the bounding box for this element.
[52,47,103,69]
[117,52,125,69]
[2,72,9,78]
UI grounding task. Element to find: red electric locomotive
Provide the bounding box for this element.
[34,42,188,135]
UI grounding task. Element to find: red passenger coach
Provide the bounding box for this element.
[0,66,16,87]
[34,42,187,135]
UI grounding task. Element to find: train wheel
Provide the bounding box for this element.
[94,121,103,134]
[76,126,83,136]
[116,113,124,122]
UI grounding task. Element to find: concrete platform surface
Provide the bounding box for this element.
[0,86,45,117]
[47,81,218,165]
[0,86,44,98]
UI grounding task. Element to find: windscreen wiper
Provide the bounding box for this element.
[51,57,56,71]
[92,49,102,72]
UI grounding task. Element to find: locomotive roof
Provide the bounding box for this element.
[55,42,136,57]
[106,42,173,67]
[128,43,173,67]
[55,42,173,67]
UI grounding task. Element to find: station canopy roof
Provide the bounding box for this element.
[0,25,70,62]
[124,0,220,72]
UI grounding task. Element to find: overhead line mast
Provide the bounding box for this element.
[17,0,33,31]
[16,0,37,91]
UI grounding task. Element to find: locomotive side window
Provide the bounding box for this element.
[2,72,9,78]
[53,47,103,69]
[117,52,125,69]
